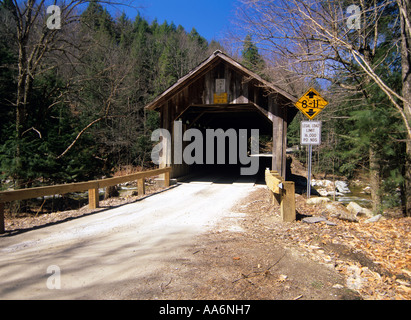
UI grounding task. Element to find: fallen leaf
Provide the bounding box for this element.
[278,274,288,282]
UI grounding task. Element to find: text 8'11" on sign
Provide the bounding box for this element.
[294,88,328,120]
[300,121,321,145]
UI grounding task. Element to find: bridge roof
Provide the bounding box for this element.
[145,50,297,111]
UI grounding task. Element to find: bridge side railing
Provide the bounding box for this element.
[0,167,172,234]
[265,168,296,222]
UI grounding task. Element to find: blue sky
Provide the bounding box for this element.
[126,0,239,42]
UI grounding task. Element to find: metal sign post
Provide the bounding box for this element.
[301,121,322,199]
[307,144,312,198]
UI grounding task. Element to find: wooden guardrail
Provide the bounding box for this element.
[265,168,296,222]
[0,167,172,234]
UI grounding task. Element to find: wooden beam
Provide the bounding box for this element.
[265,169,282,194]
[186,111,205,129]
[0,167,171,203]
[173,104,192,122]
[0,181,99,203]
[0,167,172,234]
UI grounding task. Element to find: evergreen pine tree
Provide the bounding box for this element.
[241,34,265,74]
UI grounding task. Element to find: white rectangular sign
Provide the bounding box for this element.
[301,121,322,145]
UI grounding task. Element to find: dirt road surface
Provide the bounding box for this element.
[0,175,256,299]
[0,175,353,300]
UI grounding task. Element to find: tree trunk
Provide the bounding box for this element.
[104,185,119,199]
[405,142,411,217]
[15,71,27,188]
[369,147,382,214]
[14,15,31,190]
[400,0,411,216]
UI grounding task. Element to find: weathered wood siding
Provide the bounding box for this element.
[149,53,295,179]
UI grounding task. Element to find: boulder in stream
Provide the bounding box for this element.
[335,181,351,193]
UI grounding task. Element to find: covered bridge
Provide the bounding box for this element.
[145,50,297,180]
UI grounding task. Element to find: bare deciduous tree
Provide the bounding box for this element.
[235,0,411,215]
[1,0,137,186]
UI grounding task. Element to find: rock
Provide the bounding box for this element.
[347,202,372,217]
[360,207,373,218]
[306,197,331,205]
[332,284,345,289]
[363,186,372,194]
[364,214,383,223]
[324,202,344,217]
[325,202,358,222]
[329,191,344,196]
[347,201,362,214]
[338,211,359,222]
[121,190,138,197]
[317,189,344,197]
[302,216,326,224]
[317,188,330,197]
[335,181,351,193]
[312,179,333,188]
[302,216,337,226]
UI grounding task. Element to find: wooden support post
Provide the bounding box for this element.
[164,171,170,187]
[88,188,99,209]
[281,181,296,222]
[138,178,145,196]
[269,99,287,179]
[0,202,4,234]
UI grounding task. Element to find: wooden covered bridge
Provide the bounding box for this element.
[146,50,298,180]
[0,52,300,233]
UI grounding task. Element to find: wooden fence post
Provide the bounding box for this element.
[88,188,99,209]
[0,202,4,234]
[164,171,170,187]
[138,178,145,196]
[281,181,296,222]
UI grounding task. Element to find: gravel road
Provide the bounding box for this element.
[0,175,258,299]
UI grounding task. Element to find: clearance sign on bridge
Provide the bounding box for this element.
[294,87,328,120]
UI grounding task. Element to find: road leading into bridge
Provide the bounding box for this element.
[0,175,259,299]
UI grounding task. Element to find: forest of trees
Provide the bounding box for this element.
[235,0,411,216]
[0,0,222,188]
[1,0,410,216]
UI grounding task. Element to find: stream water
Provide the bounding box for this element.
[331,185,372,208]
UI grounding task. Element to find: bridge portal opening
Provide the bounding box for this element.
[145,51,297,183]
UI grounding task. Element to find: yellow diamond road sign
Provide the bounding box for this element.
[295,88,328,120]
